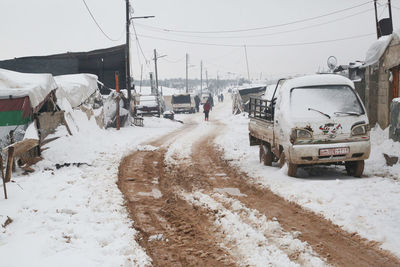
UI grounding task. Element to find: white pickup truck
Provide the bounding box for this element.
[248,74,371,177]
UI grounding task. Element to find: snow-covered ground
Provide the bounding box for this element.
[0,108,182,266]
[214,95,400,258]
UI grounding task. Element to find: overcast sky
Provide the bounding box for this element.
[1,0,399,80]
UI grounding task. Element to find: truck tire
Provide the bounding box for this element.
[287,163,298,177]
[345,160,364,177]
[279,152,297,177]
[259,143,273,166]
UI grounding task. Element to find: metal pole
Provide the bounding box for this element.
[388,0,393,32]
[186,53,189,93]
[374,0,380,39]
[115,71,120,130]
[154,49,159,92]
[206,70,209,90]
[139,64,143,93]
[125,0,131,103]
[200,60,203,95]
[244,45,251,81]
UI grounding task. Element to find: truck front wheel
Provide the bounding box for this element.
[345,160,364,177]
[259,143,273,166]
[287,163,298,177]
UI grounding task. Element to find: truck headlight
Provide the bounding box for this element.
[291,128,313,144]
[351,125,367,136]
[296,129,313,139]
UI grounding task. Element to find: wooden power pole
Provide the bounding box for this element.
[186,53,189,93]
[154,49,159,92]
[200,61,203,95]
[125,0,131,102]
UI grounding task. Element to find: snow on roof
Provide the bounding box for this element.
[0,68,57,108]
[54,74,98,108]
[364,35,392,67]
[282,74,354,90]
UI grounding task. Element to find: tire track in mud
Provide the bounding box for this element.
[190,131,400,267]
[118,116,400,266]
[117,123,236,266]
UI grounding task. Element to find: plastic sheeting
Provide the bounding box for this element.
[0,68,57,108]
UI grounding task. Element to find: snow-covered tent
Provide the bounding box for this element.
[0,68,57,127]
[55,74,99,109]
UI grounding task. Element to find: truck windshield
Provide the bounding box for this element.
[290,85,364,118]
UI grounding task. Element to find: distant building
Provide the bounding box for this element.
[0,45,126,94]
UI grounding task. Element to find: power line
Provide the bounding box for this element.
[137,32,375,48]
[131,22,149,63]
[81,0,123,41]
[134,1,373,34]
[136,8,374,39]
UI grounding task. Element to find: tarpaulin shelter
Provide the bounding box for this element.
[0,68,57,127]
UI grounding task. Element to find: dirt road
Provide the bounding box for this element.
[118,113,400,266]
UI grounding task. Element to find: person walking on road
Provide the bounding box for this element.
[194,95,200,112]
[208,93,214,111]
[203,100,211,121]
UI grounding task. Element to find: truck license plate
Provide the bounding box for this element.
[319,147,349,156]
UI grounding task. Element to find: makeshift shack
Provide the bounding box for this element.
[232,85,266,114]
[362,30,400,128]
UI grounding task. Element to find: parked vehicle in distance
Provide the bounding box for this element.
[136,95,165,117]
[248,74,371,177]
[171,94,195,113]
[200,93,210,105]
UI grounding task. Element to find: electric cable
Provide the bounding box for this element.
[135,7,374,39]
[137,32,375,48]
[133,1,373,34]
[81,0,123,41]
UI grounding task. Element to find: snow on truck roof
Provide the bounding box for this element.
[281,74,354,91]
[0,68,57,108]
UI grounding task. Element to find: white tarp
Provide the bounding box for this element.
[55,74,98,108]
[0,68,57,108]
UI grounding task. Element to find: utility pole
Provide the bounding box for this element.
[125,0,131,102]
[125,1,154,109]
[206,70,209,90]
[186,53,189,93]
[200,61,203,95]
[154,49,159,93]
[374,0,394,39]
[244,45,250,82]
[139,64,143,93]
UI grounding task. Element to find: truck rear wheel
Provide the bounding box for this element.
[345,160,364,177]
[259,143,273,166]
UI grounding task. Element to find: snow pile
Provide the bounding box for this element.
[0,104,183,266]
[0,68,57,108]
[55,74,98,108]
[366,126,400,177]
[214,97,400,258]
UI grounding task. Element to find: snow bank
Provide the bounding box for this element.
[55,74,98,108]
[0,68,57,108]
